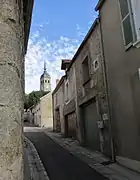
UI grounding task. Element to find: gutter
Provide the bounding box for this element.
[24,0,34,54]
[95,0,105,11]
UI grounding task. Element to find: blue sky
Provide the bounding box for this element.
[25,0,98,93]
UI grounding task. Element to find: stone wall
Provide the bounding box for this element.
[75,23,105,106]
[73,21,112,157]
[0,0,24,179]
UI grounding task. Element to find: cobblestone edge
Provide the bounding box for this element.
[24,136,50,180]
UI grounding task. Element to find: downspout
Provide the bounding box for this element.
[98,17,116,162]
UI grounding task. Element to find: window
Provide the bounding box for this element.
[48,80,50,83]
[130,0,140,47]
[65,81,69,103]
[119,0,134,47]
[45,80,47,83]
[82,56,90,85]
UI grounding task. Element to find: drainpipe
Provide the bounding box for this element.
[98,17,116,162]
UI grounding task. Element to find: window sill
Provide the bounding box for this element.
[125,42,133,51]
[133,40,140,48]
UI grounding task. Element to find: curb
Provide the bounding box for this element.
[24,136,50,180]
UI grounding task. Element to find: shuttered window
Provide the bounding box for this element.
[119,0,133,47]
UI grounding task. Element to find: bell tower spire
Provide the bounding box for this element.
[44,61,46,73]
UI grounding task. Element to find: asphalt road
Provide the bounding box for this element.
[25,131,108,180]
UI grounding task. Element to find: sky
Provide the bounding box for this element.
[25,0,98,93]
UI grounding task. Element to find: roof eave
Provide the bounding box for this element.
[23,0,34,54]
[66,18,99,72]
[95,0,104,11]
[52,76,66,95]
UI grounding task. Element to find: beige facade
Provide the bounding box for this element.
[0,0,33,179]
[96,0,140,170]
[33,92,53,128]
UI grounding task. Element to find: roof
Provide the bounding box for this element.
[95,0,105,11]
[40,71,50,79]
[66,18,99,72]
[61,59,71,70]
[23,0,34,54]
[52,19,99,96]
[40,92,52,100]
[52,76,66,95]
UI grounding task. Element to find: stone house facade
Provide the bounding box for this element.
[53,19,113,158]
[96,0,140,171]
[0,0,34,179]
[63,62,77,138]
[53,76,66,134]
[53,60,77,138]
[70,19,112,157]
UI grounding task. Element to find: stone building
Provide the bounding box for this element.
[52,19,112,157]
[53,0,140,172]
[53,59,77,138]
[53,76,66,134]
[96,0,140,171]
[0,0,34,179]
[72,19,112,157]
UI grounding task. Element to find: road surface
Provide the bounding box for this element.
[25,130,108,180]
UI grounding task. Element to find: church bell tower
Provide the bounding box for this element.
[40,62,51,93]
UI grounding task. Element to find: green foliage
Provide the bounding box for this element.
[24,91,47,110]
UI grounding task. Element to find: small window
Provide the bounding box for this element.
[45,80,47,83]
[48,80,50,83]
[82,56,90,85]
[65,81,69,102]
[119,0,134,47]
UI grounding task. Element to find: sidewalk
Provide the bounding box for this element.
[23,136,49,180]
[43,128,140,180]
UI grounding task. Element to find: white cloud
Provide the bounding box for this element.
[25,30,80,94]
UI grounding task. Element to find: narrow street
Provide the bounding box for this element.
[25,130,108,180]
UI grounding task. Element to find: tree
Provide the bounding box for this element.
[24,91,47,110]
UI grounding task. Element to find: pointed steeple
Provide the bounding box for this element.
[44,61,46,73]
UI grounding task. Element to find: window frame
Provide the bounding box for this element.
[65,80,70,103]
[130,0,140,48]
[82,55,90,85]
[118,0,136,50]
